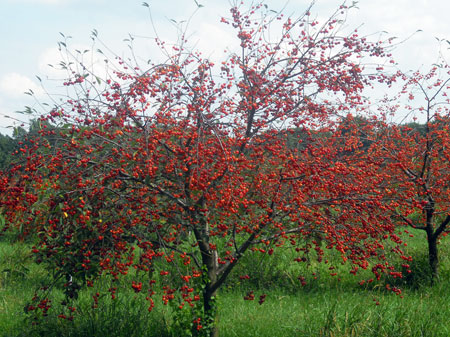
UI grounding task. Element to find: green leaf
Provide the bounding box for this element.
[193,0,203,7]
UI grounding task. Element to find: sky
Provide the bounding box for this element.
[0,0,449,135]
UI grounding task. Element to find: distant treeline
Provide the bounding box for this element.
[0,118,429,170]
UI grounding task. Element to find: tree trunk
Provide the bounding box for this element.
[427,233,439,284]
[424,203,439,284]
[202,286,218,337]
[192,220,219,336]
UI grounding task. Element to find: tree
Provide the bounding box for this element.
[370,63,450,283]
[3,2,403,336]
[0,133,18,169]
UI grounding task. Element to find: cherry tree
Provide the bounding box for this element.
[369,62,450,283]
[2,2,403,336]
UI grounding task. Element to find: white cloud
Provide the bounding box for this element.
[0,73,44,98]
[38,44,116,81]
[194,22,236,60]
[351,0,450,69]
[38,46,69,78]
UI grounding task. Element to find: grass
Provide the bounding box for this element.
[0,230,449,337]
[219,284,450,337]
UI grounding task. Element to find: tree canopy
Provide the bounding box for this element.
[1,2,448,337]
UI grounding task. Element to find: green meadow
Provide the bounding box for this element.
[0,230,449,337]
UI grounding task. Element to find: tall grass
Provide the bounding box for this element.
[0,230,448,337]
[218,282,449,337]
